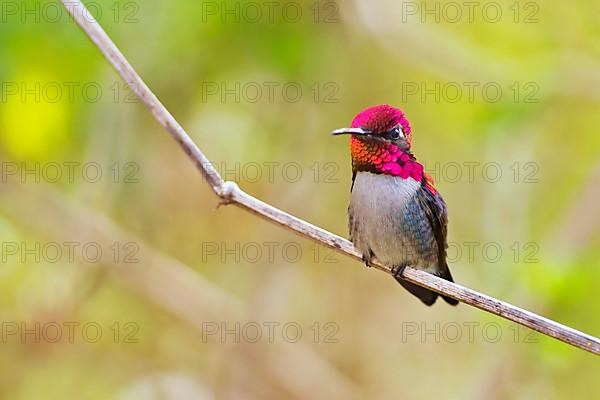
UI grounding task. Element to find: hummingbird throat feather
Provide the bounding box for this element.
[351,137,424,181]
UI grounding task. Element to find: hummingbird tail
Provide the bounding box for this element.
[393,263,458,306]
[394,277,439,306]
[438,263,459,306]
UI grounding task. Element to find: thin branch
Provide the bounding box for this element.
[60,0,600,356]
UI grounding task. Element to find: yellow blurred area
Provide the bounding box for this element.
[1,72,70,161]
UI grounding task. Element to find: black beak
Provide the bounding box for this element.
[331,127,372,136]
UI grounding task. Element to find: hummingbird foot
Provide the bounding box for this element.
[391,264,407,279]
[362,249,375,268]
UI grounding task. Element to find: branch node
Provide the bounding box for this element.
[217,181,239,206]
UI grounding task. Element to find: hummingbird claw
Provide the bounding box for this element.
[391,264,407,279]
[362,256,371,268]
[362,249,375,268]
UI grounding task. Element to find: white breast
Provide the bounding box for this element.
[350,172,420,224]
[349,171,423,267]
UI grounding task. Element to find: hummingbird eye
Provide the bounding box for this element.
[388,126,404,140]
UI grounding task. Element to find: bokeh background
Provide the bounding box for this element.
[1,0,599,398]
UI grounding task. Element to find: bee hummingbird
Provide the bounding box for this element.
[333,105,458,306]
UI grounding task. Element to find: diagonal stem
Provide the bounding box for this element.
[60,0,600,356]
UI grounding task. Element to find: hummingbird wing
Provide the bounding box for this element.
[414,178,458,305]
[418,179,448,268]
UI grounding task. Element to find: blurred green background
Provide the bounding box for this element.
[1,0,599,398]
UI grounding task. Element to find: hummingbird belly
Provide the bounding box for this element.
[349,171,440,273]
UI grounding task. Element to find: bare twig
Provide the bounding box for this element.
[60,0,600,356]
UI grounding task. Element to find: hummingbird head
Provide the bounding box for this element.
[333,104,423,180]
